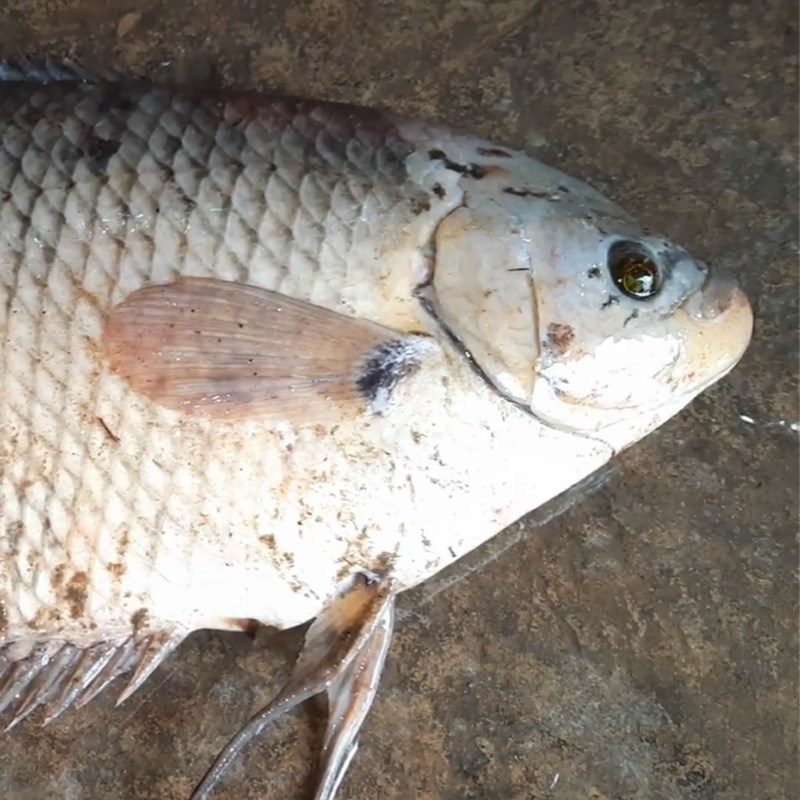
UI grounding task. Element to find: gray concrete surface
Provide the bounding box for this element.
[0,1,797,798]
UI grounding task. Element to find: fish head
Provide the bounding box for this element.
[427,153,753,449]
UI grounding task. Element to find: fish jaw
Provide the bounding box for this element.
[529,268,753,450]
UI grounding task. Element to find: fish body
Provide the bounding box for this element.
[0,73,751,733]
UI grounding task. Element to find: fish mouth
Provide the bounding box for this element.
[532,272,754,445]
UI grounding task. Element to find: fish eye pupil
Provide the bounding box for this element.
[608,241,661,299]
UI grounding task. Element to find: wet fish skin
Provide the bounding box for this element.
[0,75,751,711]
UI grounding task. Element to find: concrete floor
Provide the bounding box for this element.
[0,1,797,798]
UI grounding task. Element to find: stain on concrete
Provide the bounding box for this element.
[0,1,797,799]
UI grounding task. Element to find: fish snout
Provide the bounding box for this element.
[687,264,752,323]
[682,267,753,371]
[693,267,749,321]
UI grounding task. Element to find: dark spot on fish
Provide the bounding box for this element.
[7,521,23,557]
[432,183,446,199]
[51,563,66,590]
[476,146,511,158]
[448,546,457,558]
[601,294,620,309]
[623,310,640,327]
[558,185,570,193]
[588,267,601,278]
[546,322,575,355]
[31,607,60,629]
[428,149,486,179]
[357,339,425,413]
[410,195,431,215]
[259,534,276,549]
[65,571,89,619]
[83,134,118,171]
[597,226,608,236]
[99,94,136,113]
[107,562,125,578]
[96,417,120,443]
[226,617,260,638]
[131,607,149,632]
[503,187,552,199]
[507,267,529,273]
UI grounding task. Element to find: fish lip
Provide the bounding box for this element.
[682,266,752,321]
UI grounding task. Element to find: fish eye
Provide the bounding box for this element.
[608,241,661,299]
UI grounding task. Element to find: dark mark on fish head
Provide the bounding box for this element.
[428,149,486,179]
[432,183,446,199]
[476,146,512,158]
[503,187,553,199]
[357,339,426,414]
[601,294,620,309]
[623,309,640,327]
[588,267,601,278]
[546,322,575,355]
[410,195,431,215]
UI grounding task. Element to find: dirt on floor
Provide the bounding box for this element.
[0,1,797,799]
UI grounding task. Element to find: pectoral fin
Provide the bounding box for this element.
[103,278,430,423]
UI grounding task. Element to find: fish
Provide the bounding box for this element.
[0,61,752,798]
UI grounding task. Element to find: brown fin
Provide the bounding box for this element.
[189,572,396,800]
[103,278,430,423]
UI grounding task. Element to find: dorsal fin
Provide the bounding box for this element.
[0,58,124,84]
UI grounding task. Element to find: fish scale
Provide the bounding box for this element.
[0,68,752,798]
